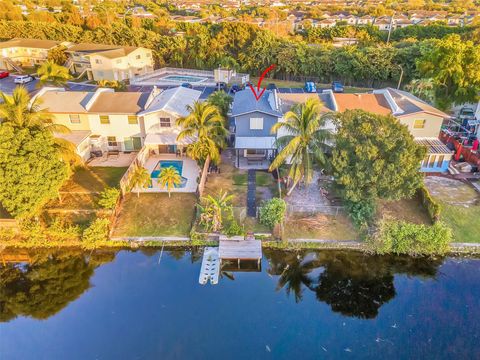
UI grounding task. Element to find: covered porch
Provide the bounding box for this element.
[234,136,276,170]
[417,138,453,173]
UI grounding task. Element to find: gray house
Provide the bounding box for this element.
[230,89,283,168]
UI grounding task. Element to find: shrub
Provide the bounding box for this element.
[82,218,110,248]
[224,218,244,237]
[418,185,441,222]
[345,199,376,228]
[368,220,452,256]
[98,187,120,210]
[47,218,82,241]
[259,198,287,229]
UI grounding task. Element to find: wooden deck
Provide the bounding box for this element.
[218,238,262,262]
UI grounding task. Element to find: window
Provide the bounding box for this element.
[428,155,436,168]
[414,119,426,129]
[107,136,117,147]
[100,115,110,124]
[160,117,171,127]
[136,54,141,60]
[116,59,122,64]
[246,149,265,155]
[146,52,151,57]
[249,117,264,130]
[128,115,138,124]
[69,114,80,124]
[95,59,102,64]
[437,155,444,168]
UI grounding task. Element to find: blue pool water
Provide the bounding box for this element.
[162,75,207,83]
[151,160,187,188]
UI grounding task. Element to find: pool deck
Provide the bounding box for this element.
[144,154,200,193]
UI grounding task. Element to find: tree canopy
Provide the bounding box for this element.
[0,124,68,218]
[417,34,480,109]
[332,110,425,205]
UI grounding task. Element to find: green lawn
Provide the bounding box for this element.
[439,203,480,243]
[62,166,128,193]
[284,213,358,241]
[232,171,273,186]
[112,193,197,237]
[424,178,480,243]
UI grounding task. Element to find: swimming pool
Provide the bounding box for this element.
[151,160,187,188]
[161,75,207,83]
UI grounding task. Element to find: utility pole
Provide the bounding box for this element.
[397,64,404,89]
[386,12,395,44]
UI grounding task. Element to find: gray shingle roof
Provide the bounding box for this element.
[230,89,282,117]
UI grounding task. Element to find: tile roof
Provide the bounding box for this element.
[231,89,282,117]
[87,92,150,114]
[139,86,201,117]
[0,38,60,49]
[334,93,392,115]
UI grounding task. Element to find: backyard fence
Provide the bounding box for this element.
[287,205,345,216]
[119,147,149,195]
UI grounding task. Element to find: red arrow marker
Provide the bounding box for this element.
[248,64,276,101]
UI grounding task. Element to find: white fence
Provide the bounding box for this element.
[287,205,345,216]
[119,147,150,195]
[131,67,249,86]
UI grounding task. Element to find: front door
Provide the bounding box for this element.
[132,137,142,150]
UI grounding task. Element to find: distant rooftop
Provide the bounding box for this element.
[0,38,60,50]
[88,92,150,114]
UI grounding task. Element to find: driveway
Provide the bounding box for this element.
[0,76,38,94]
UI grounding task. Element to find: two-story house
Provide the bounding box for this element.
[0,38,63,70]
[36,86,201,161]
[230,89,283,168]
[65,43,154,81]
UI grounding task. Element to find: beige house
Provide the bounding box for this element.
[0,38,62,70]
[65,43,154,81]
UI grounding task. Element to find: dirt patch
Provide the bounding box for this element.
[425,176,479,206]
[285,213,357,240]
[377,198,432,225]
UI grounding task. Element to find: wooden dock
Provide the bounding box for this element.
[218,236,262,267]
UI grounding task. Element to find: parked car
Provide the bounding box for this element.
[459,107,476,121]
[14,75,34,84]
[304,81,317,93]
[229,84,241,94]
[0,71,9,79]
[215,82,227,92]
[331,81,344,93]
[266,83,278,91]
[181,82,193,89]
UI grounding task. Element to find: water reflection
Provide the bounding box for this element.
[0,249,116,322]
[266,250,443,319]
[0,248,445,323]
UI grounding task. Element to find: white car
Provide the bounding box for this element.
[14,75,34,84]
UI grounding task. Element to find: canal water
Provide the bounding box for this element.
[1,249,479,359]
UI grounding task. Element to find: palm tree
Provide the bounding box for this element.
[128,165,151,197]
[207,90,233,121]
[0,87,80,168]
[177,101,228,195]
[157,166,182,197]
[269,98,332,196]
[37,60,72,87]
[198,190,234,232]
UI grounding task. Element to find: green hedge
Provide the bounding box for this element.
[368,220,452,256]
[418,185,441,222]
